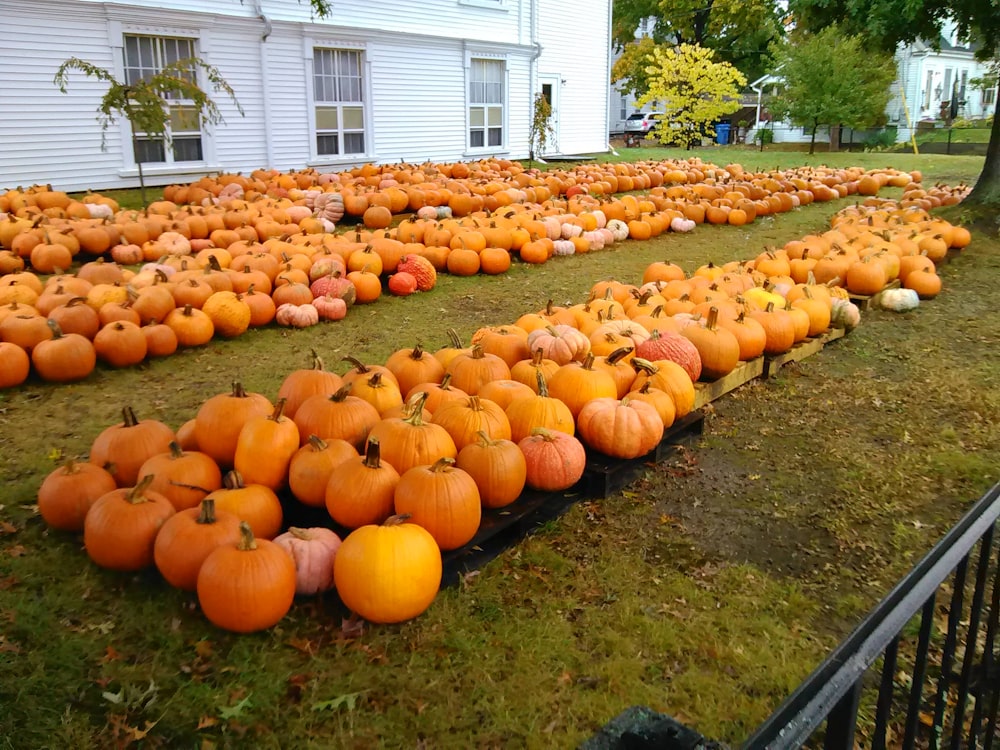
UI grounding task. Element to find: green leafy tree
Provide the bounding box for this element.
[788,0,1000,213]
[612,0,784,82]
[635,43,747,148]
[54,57,243,205]
[767,26,896,155]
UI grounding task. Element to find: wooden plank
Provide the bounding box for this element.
[763,327,845,378]
[849,279,902,311]
[693,356,765,409]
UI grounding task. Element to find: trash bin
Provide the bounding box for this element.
[715,123,731,145]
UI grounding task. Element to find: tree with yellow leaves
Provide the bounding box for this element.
[628,43,747,149]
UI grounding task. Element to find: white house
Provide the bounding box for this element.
[0,0,613,193]
[748,22,994,147]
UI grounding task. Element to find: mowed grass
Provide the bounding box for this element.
[3,151,997,748]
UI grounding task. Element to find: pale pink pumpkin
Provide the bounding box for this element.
[272,526,342,595]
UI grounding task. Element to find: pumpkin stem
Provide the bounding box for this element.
[309,349,325,370]
[630,357,657,375]
[531,347,545,366]
[168,441,184,459]
[46,318,65,339]
[237,521,258,551]
[362,437,383,468]
[270,398,287,421]
[439,373,453,390]
[475,430,496,447]
[223,470,245,490]
[403,392,430,425]
[367,372,383,387]
[765,302,776,313]
[121,405,139,428]
[125,474,156,504]
[230,381,249,398]
[529,427,558,441]
[342,355,370,374]
[307,434,328,452]
[384,514,411,527]
[606,346,634,365]
[638,381,653,394]
[430,456,455,472]
[581,352,596,370]
[705,307,719,330]
[196,498,218,525]
[445,328,463,349]
[409,343,425,360]
[469,344,485,360]
[536,368,550,398]
[289,527,312,540]
[330,382,353,402]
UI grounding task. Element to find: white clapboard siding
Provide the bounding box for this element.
[2,0,611,192]
[536,0,611,154]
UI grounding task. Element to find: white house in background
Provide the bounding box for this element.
[748,22,994,146]
[608,18,657,134]
[0,0,613,192]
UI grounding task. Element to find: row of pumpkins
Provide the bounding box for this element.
[33,194,971,632]
[0,163,931,386]
[0,160,926,281]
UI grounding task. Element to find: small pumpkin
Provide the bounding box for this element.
[90,406,176,487]
[326,437,401,529]
[518,428,587,491]
[37,458,118,532]
[456,431,527,509]
[393,457,482,551]
[288,434,358,508]
[153,499,242,591]
[273,526,343,596]
[138,441,223,512]
[275,302,320,328]
[197,521,297,633]
[84,475,177,571]
[576,396,664,459]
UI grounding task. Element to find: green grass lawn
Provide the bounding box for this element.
[5,151,997,748]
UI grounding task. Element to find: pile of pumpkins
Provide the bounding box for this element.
[34,191,970,632]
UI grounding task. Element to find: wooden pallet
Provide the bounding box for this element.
[441,409,705,586]
[762,327,846,378]
[692,356,765,409]
[849,279,901,311]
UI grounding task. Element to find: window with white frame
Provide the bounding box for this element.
[313,48,366,157]
[123,34,203,164]
[984,86,996,106]
[469,58,504,148]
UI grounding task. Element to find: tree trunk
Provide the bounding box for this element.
[962,79,1000,210]
[829,124,841,152]
[809,123,818,155]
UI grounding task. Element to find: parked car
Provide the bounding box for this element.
[623,112,663,135]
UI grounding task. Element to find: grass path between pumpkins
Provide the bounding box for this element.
[1,150,996,748]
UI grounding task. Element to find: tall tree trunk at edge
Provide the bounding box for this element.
[964,79,1000,208]
[809,123,817,155]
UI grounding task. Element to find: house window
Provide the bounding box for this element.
[924,70,934,109]
[313,48,366,157]
[983,86,996,106]
[123,34,202,164]
[469,58,504,148]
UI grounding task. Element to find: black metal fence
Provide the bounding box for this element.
[587,481,1000,750]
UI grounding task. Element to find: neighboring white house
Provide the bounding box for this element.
[0,0,613,192]
[748,22,994,147]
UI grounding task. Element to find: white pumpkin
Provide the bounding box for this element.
[670,216,697,233]
[830,299,862,331]
[878,288,920,313]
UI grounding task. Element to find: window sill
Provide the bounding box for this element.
[306,155,377,169]
[119,163,223,179]
[462,149,510,158]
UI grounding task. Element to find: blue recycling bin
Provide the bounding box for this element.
[716,123,731,145]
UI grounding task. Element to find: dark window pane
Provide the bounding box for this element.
[172,137,202,162]
[343,132,364,154]
[134,138,165,164]
[470,130,485,148]
[488,127,502,146]
[317,134,339,155]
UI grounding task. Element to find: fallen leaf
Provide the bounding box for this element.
[312,691,365,712]
[218,693,253,720]
[196,716,219,730]
[341,614,365,639]
[102,645,121,663]
[287,637,318,656]
[7,545,26,558]
[130,720,158,741]
[0,521,17,535]
[194,640,213,660]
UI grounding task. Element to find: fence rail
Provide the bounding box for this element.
[586,481,1000,750]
